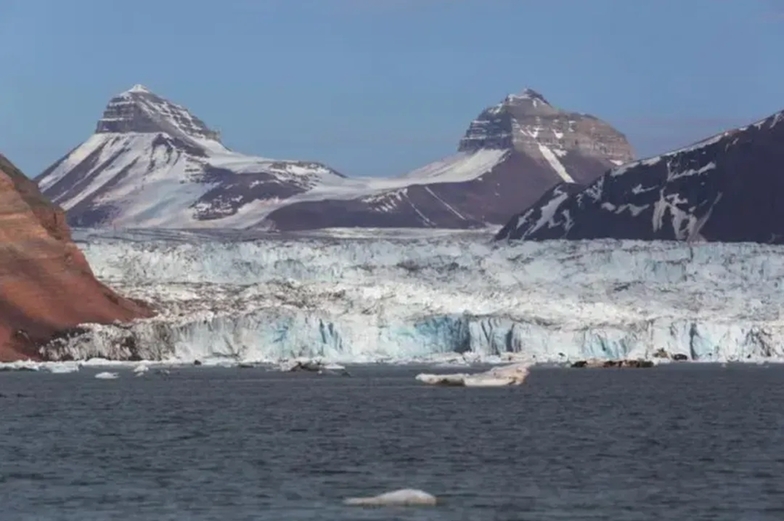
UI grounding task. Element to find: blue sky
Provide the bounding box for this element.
[1,0,782,177]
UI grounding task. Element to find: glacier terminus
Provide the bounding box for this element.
[38,229,784,364]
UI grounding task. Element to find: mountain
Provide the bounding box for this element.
[496,109,784,243]
[37,85,633,230]
[266,89,635,230]
[36,84,347,229]
[0,154,151,362]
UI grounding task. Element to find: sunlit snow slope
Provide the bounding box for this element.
[40,230,784,363]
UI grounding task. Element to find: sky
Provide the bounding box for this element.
[1,0,783,178]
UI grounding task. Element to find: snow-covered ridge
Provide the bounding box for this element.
[37,84,348,228]
[37,84,634,230]
[42,233,784,364]
[36,85,521,230]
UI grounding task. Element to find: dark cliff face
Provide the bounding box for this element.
[497,110,784,244]
[36,85,633,231]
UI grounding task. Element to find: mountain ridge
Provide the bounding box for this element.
[496,108,784,243]
[36,84,633,230]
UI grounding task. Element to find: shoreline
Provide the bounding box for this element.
[2,355,781,374]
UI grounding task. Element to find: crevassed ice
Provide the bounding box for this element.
[47,230,784,363]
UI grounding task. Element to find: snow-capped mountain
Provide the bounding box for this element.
[37,85,632,230]
[496,109,784,243]
[36,85,346,228]
[267,89,634,230]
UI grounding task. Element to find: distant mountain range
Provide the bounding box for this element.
[36,85,633,230]
[496,109,784,244]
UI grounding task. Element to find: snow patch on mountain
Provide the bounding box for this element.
[537,145,574,183]
[401,149,509,183]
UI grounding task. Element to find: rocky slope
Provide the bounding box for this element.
[496,109,784,243]
[37,85,632,230]
[0,154,152,361]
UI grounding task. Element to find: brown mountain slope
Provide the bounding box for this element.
[0,154,152,362]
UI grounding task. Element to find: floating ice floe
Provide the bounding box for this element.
[45,363,81,374]
[344,489,438,507]
[94,372,119,379]
[277,358,351,376]
[416,363,530,387]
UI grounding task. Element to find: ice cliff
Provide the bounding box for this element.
[42,229,784,363]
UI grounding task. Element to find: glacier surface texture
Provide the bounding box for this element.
[45,229,784,363]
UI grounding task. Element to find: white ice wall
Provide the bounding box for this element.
[48,231,784,363]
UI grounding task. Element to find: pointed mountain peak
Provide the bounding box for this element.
[506,88,550,106]
[458,88,634,165]
[126,84,152,95]
[96,86,221,143]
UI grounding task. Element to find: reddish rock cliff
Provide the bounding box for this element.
[0,154,152,362]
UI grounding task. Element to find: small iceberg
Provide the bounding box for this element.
[94,372,119,380]
[416,363,530,387]
[46,363,80,374]
[133,364,149,376]
[344,488,438,507]
[279,358,324,372]
[279,358,351,376]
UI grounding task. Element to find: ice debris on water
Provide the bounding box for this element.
[344,489,438,507]
[416,362,530,387]
[277,358,351,376]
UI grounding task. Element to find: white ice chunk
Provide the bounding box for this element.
[45,363,80,374]
[344,489,438,507]
[416,363,530,387]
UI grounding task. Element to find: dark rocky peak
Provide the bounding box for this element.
[95,84,222,143]
[503,88,553,110]
[458,88,634,165]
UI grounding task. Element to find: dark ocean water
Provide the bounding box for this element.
[1,364,784,520]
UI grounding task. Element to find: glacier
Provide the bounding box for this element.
[40,228,784,364]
